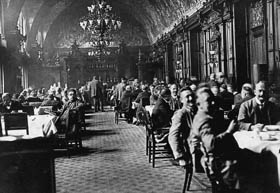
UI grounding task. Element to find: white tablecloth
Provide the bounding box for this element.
[28,115,58,137]
[2,115,58,137]
[234,131,280,186]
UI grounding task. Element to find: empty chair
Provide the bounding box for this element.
[4,113,29,136]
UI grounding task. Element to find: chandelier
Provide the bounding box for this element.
[80,0,122,59]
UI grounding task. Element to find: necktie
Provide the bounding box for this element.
[259,103,264,110]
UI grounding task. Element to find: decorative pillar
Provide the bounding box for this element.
[137,49,144,81]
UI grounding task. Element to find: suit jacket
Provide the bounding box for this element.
[170,96,181,111]
[192,111,239,156]
[58,99,84,123]
[151,97,173,130]
[168,107,195,159]
[119,90,132,112]
[114,83,126,101]
[89,79,101,97]
[238,97,280,130]
[191,110,240,189]
[134,91,150,106]
[0,100,23,113]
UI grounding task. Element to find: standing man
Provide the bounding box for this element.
[89,76,101,112]
[113,77,127,106]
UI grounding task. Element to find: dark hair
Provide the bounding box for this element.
[196,87,214,106]
[160,88,171,98]
[179,86,193,95]
[68,88,77,95]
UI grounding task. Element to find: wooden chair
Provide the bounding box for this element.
[147,126,172,167]
[182,161,193,192]
[114,105,128,124]
[29,102,42,108]
[37,106,53,115]
[54,109,82,155]
[143,110,173,167]
[22,105,35,115]
[3,113,29,136]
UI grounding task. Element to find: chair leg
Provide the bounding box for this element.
[187,168,193,191]
[148,140,151,163]
[115,111,118,124]
[182,167,193,193]
[152,142,155,168]
[146,130,149,156]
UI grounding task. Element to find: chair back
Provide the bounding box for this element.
[37,106,53,115]
[29,102,42,108]
[22,105,34,115]
[140,97,150,107]
[4,113,29,136]
[65,109,81,136]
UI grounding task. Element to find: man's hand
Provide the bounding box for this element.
[250,123,265,132]
[178,159,186,166]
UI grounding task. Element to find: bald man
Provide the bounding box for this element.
[238,81,280,131]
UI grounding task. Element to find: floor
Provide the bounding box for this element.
[55,108,211,193]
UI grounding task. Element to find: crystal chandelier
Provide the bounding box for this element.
[80,0,122,59]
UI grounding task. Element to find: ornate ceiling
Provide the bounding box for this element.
[3,0,203,51]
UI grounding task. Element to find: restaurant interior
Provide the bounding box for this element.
[1,0,280,193]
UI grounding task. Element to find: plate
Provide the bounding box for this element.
[260,137,278,141]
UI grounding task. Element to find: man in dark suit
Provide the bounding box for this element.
[238,81,280,131]
[89,76,102,112]
[56,89,84,134]
[0,93,23,113]
[151,88,173,141]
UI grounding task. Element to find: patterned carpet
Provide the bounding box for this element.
[55,109,211,193]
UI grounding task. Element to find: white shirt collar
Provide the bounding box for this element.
[255,97,265,106]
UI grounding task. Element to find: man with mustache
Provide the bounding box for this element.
[238,81,280,131]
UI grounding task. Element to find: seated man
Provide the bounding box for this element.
[228,83,254,120]
[119,85,134,123]
[192,87,241,193]
[168,87,196,166]
[134,84,150,122]
[41,94,62,111]
[238,81,280,131]
[151,88,173,141]
[26,90,42,102]
[0,93,23,113]
[219,84,234,111]
[56,89,84,134]
[169,84,181,111]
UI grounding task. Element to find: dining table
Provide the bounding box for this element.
[1,114,58,137]
[234,126,280,192]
